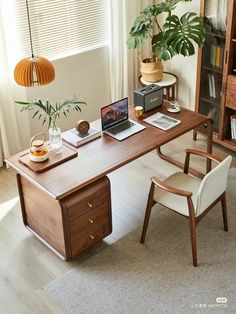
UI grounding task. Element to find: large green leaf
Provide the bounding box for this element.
[159,0,192,13]
[163,12,205,57]
[126,3,169,49]
[152,33,176,61]
[127,16,152,49]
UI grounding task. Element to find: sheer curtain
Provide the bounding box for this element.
[109,0,153,102]
[0,2,31,166]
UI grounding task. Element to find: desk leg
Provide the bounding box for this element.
[206,118,213,173]
[157,147,204,178]
[157,119,213,178]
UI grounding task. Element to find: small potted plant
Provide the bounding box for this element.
[15,96,86,150]
[127,0,205,82]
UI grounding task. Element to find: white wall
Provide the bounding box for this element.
[25,47,111,136]
[154,0,200,110]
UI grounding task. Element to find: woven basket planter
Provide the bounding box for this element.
[140,58,163,82]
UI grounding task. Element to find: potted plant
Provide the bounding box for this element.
[127,0,205,82]
[15,96,86,150]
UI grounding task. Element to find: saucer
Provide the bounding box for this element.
[167,106,181,113]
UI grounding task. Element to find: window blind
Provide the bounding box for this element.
[14,0,109,60]
[205,0,218,18]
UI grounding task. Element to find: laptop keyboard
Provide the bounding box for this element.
[109,120,135,135]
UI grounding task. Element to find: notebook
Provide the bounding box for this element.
[143,112,181,131]
[101,97,145,141]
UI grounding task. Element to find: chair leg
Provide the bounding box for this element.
[189,217,197,267]
[140,182,155,244]
[187,198,197,267]
[221,192,228,232]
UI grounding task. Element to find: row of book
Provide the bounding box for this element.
[210,45,224,69]
[231,115,236,140]
[208,73,221,98]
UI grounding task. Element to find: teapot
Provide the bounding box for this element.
[29,133,49,162]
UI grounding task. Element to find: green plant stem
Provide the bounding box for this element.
[155,16,163,33]
[52,120,57,130]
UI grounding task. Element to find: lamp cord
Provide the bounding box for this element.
[26,0,34,58]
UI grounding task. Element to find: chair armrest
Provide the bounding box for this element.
[184,149,222,174]
[185,149,222,164]
[151,176,192,198]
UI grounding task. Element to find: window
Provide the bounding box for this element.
[14,0,109,60]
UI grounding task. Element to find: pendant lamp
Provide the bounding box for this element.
[14,0,55,87]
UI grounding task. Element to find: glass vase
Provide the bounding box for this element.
[49,126,62,152]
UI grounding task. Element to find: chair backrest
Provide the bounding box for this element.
[196,155,232,216]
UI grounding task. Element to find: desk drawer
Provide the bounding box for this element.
[226,89,236,110]
[70,206,112,257]
[226,75,236,110]
[65,177,111,222]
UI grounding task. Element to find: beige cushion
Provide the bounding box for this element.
[154,172,202,217]
[196,155,232,216]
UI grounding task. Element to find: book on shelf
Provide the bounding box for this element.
[210,44,224,69]
[230,115,236,140]
[211,74,216,98]
[62,126,101,147]
[210,45,216,67]
[208,73,213,97]
[215,46,221,68]
[143,112,181,131]
[208,73,221,98]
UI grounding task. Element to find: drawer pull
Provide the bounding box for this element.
[88,219,94,224]
[87,202,93,208]
[89,235,95,240]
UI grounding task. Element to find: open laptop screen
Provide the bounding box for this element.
[101,97,128,131]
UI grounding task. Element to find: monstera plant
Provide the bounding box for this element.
[127,0,205,82]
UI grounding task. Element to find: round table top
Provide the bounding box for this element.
[140,72,177,87]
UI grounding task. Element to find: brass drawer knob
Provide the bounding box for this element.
[87,202,93,208]
[89,235,95,240]
[88,219,94,224]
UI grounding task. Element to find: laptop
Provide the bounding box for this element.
[101,97,146,141]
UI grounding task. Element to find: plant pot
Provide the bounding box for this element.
[140,58,163,82]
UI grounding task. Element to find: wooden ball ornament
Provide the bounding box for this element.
[76,120,90,135]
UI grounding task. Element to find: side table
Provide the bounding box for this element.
[139,72,178,101]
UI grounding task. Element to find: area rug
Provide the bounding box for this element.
[44,169,236,314]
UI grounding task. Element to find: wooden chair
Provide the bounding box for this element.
[140,149,232,267]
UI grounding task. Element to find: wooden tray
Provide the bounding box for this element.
[19,144,78,173]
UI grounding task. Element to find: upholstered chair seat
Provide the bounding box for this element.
[154,172,201,217]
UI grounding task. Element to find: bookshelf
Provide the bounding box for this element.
[195,0,236,151]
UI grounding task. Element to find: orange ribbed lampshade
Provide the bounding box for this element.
[14,56,55,87]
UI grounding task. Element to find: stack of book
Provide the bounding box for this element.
[231,115,236,139]
[62,126,101,147]
[210,45,224,69]
[208,73,221,98]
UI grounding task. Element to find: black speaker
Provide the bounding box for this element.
[134,84,163,112]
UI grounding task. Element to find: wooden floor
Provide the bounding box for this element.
[0,132,235,313]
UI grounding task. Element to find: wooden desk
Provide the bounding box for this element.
[6,103,212,260]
